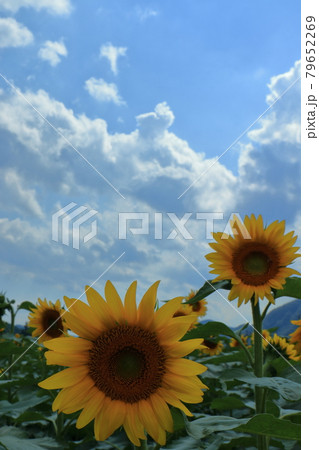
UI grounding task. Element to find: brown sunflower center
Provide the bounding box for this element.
[41,309,63,338]
[192,302,201,312]
[88,325,166,403]
[232,243,279,286]
[203,339,217,350]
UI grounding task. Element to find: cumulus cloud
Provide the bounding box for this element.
[38,40,68,66]
[0,17,33,48]
[0,0,72,15]
[85,77,125,105]
[100,43,127,75]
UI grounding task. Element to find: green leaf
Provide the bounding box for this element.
[183,321,238,340]
[185,280,232,304]
[211,396,252,410]
[170,407,185,432]
[280,412,301,425]
[15,411,51,425]
[17,301,36,312]
[235,414,301,441]
[0,393,49,418]
[200,350,248,365]
[220,369,301,401]
[185,415,249,439]
[273,277,301,300]
[0,426,60,449]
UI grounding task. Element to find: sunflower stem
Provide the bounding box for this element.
[251,298,268,450]
[261,301,272,322]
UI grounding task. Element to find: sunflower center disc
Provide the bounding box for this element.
[88,325,166,403]
[232,243,279,286]
[243,251,269,275]
[41,310,63,338]
[112,348,145,380]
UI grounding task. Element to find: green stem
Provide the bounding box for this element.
[261,301,272,322]
[55,412,64,438]
[134,440,149,450]
[251,298,268,450]
[234,334,254,370]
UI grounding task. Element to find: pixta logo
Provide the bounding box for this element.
[52,203,98,249]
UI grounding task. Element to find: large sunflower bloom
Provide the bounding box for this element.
[206,214,300,307]
[38,281,207,447]
[28,299,67,343]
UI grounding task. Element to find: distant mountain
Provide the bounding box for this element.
[234,299,301,337]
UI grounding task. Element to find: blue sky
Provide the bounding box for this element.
[0,0,300,326]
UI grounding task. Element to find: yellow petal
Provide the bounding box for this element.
[96,399,126,441]
[45,351,89,367]
[124,281,137,324]
[63,311,100,340]
[153,297,183,330]
[76,389,105,429]
[43,336,92,353]
[64,297,104,331]
[85,286,115,328]
[137,399,164,444]
[166,358,207,376]
[164,338,203,358]
[137,281,160,327]
[38,365,88,389]
[104,281,125,322]
[150,393,173,433]
[157,388,192,416]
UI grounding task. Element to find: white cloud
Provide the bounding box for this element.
[0,17,33,48]
[136,7,158,21]
[100,42,127,75]
[0,169,44,218]
[85,77,125,105]
[38,40,68,66]
[0,0,72,15]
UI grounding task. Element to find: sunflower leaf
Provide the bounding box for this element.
[185,280,232,304]
[17,301,36,312]
[273,277,301,300]
[182,321,238,340]
[220,368,301,401]
[184,414,249,439]
[235,413,301,441]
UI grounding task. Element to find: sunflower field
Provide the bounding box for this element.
[0,215,301,450]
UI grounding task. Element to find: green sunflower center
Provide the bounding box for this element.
[232,243,279,286]
[41,309,63,338]
[243,251,270,275]
[112,347,145,380]
[88,325,166,403]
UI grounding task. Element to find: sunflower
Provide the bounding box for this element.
[205,214,300,307]
[201,337,224,356]
[28,299,67,343]
[229,334,250,348]
[269,333,299,361]
[185,290,208,318]
[38,281,207,447]
[251,329,271,349]
[289,319,301,357]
